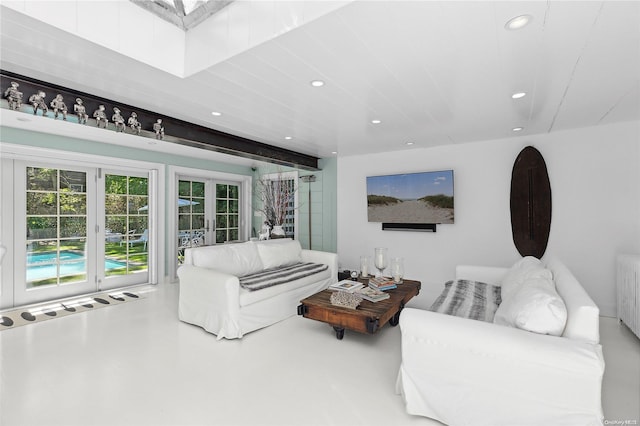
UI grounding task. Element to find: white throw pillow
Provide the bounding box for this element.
[494,275,568,336]
[191,243,264,277]
[500,256,552,303]
[255,239,302,270]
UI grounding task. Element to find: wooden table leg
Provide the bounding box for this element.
[333,326,345,340]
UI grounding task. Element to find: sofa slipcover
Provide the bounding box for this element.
[396,257,605,426]
[178,239,337,339]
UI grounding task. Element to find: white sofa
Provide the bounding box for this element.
[178,239,337,340]
[396,257,605,426]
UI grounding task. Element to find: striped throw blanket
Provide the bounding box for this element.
[239,262,329,292]
[429,279,501,322]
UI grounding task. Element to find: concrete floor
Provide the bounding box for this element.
[1,282,638,426]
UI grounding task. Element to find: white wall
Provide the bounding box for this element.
[337,121,640,316]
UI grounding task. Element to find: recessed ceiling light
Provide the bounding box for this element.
[284,136,293,140]
[505,15,532,30]
[331,151,338,155]
[512,92,527,99]
[310,80,325,87]
[371,119,382,124]
[406,142,414,146]
[211,111,222,116]
[512,127,524,132]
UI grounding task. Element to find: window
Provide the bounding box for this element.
[273,178,295,238]
[260,171,299,240]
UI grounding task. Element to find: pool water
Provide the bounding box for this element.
[27,251,127,281]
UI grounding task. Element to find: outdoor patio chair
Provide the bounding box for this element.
[126,229,148,250]
[119,230,136,246]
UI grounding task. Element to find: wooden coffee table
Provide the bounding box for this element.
[297,279,421,339]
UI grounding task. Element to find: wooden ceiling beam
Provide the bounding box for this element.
[1,71,319,170]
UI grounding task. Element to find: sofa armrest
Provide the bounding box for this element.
[455,265,508,285]
[545,257,600,344]
[301,249,338,284]
[177,265,241,321]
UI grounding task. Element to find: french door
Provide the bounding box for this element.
[167,166,251,281]
[214,181,241,243]
[177,178,209,250]
[176,177,241,263]
[100,169,150,290]
[15,163,98,304]
[12,161,152,306]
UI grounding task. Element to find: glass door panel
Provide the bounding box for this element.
[178,179,207,264]
[102,173,149,288]
[215,183,240,243]
[26,167,89,288]
[16,164,96,305]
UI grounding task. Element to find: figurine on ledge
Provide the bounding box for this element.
[112,107,125,132]
[50,94,68,120]
[93,104,108,128]
[4,81,22,111]
[28,90,48,116]
[128,112,141,135]
[74,98,88,124]
[153,118,164,140]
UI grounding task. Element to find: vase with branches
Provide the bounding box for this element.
[256,175,296,237]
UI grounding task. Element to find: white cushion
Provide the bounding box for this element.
[501,256,552,303]
[494,275,568,336]
[255,239,302,270]
[190,243,264,277]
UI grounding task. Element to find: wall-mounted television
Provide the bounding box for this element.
[367,170,454,224]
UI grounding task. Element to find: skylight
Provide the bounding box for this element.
[156,0,202,15]
[183,1,203,15]
[131,0,234,31]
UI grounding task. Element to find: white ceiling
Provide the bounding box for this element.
[1,1,639,161]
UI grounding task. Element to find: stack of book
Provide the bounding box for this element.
[329,280,364,293]
[357,286,390,302]
[368,277,397,291]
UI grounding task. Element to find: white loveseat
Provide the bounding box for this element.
[396,257,605,426]
[178,239,337,340]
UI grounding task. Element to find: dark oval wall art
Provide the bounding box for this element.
[510,146,552,259]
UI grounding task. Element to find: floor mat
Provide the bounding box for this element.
[0,291,142,331]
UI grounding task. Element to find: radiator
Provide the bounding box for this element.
[617,254,640,339]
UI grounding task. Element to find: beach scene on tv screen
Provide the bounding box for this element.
[367,170,454,224]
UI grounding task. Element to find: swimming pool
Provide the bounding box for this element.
[27,251,127,281]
